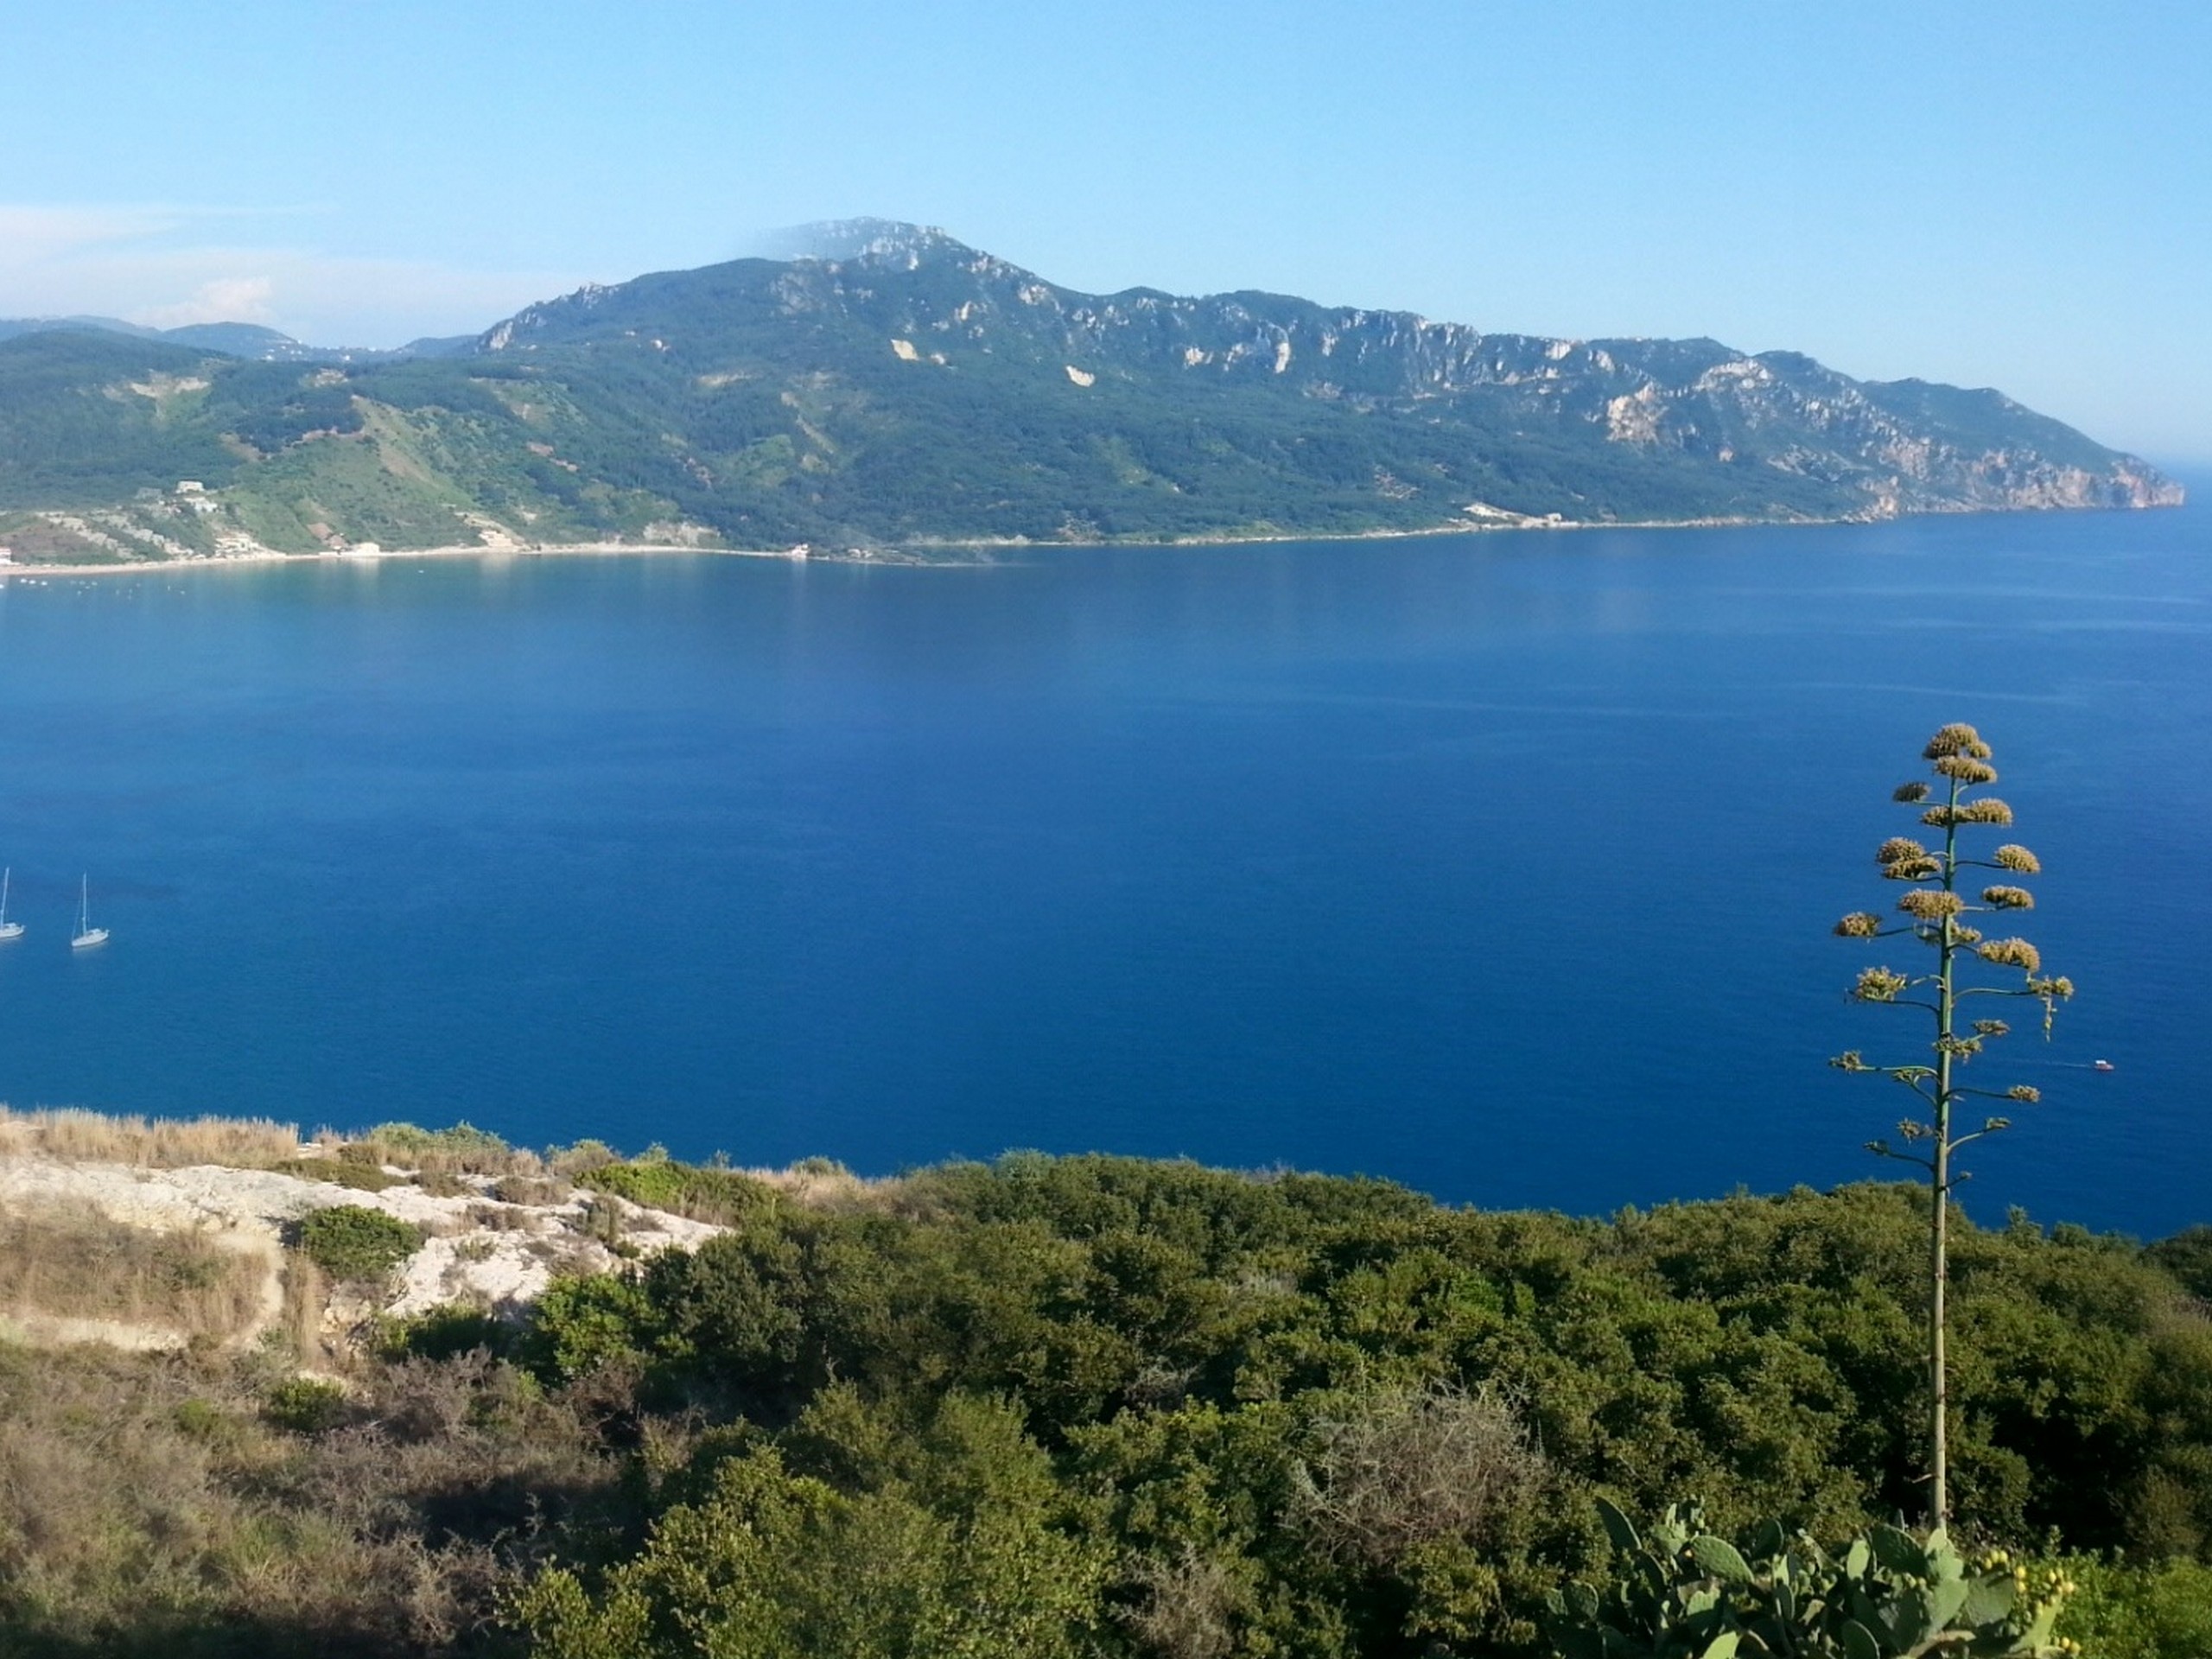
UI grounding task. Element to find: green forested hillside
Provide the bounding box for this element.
[0,333,240,506]
[0,225,2181,561]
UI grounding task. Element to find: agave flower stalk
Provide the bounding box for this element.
[1830,723,2072,1528]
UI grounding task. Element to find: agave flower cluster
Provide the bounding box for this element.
[1831,724,2073,1144]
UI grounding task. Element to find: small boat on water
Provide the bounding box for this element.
[0,868,22,941]
[71,874,108,950]
[2093,1059,2115,1072]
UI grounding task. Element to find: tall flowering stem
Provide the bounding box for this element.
[1829,723,2072,1529]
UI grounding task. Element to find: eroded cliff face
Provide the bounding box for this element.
[1557,348,2184,516]
[1910,454,2183,513]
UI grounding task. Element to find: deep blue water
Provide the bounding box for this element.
[0,505,2205,1236]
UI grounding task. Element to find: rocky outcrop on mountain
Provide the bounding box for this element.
[0,314,475,364]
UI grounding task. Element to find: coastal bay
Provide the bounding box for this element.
[0,504,2204,1236]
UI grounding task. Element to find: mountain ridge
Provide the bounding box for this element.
[0,222,2180,563]
[0,313,475,364]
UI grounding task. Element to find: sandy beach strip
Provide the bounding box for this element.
[0,541,822,580]
[0,507,1855,582]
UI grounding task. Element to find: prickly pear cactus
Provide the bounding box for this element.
[1543,1500,2080,1658]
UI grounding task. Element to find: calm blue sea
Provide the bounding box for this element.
[0,505,2205,1236]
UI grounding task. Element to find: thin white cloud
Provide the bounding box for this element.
[0,203,192,267]
[136,276,277,328]
[0,202,575,346]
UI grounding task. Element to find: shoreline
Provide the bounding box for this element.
[0,498,2175,581]
[0,516,1846,581]
[0,540,829,581]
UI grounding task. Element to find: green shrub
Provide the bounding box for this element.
[296,1205,421,1281]
[2056,1554,2212,1659]
[352,1120,520,1176]
[578,1158,776,1224]
[273,1154,400,1192]
[512,1397,1109,1659]
[264,1376,348,1434]
[548,1137,620,1178]
[523,1272,656,1384]
[2146,1226,2212,1301]
[172,1396,229,1441]
[379,1305,513,1363]
[360,1120,507,1158]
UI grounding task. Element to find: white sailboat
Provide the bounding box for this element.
[0,868,22,941]
[71,874,108,950]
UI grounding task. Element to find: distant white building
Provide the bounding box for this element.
[0,546,13,564]
[175,480,206,495]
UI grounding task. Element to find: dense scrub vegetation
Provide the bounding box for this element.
[1,1152,2206,1656]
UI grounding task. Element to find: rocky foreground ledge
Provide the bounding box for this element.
[0,1109,837,1369]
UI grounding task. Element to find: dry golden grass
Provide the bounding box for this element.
[0,1106,560,1188]
[0,1206,269,1342]
[282,1249,327,1369]
[745,1159,896,1210]
[537,1138,619,1179]
[0,1105,301,1167]
[488,1173,569,1206]
[330,1123,549,1182]
[0,1107,898,1250]
[0,1340,615,1656]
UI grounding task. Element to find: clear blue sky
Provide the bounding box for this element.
[3,0,2205,461]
